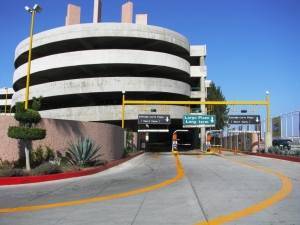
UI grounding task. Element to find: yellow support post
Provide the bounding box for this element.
[122,91,125,128]
[25,10,35,109]
[266,92,270,132]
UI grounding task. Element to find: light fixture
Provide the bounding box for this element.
[33,4,42,13]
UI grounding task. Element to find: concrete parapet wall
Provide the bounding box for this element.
[0,116,124,163]
[13,50,190,85]
[15,23,190,60]
[12,77,191,105]
[190,45,206,57]
[190,91,207,98]
[39,105,189,122]
[190,66,207,77]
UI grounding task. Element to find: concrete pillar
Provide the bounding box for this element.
[234,134,238,150]
[66,4,81,26]
[250,133,259,152]
[223,137,227,149]
[122,2,133,23]
[264,132,272,152]
[200,56,206,150]
[228,135,232,149]
[136,14,148,25]
[240,133,246,151]
[93,0,102,23]
[200,56,205,67]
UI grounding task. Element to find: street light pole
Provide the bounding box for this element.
[24,4,42,109]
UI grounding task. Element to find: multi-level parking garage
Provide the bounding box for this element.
[0,88,14,115]
[11,4,208,149]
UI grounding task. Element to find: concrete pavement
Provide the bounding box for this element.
[0,152,299,225]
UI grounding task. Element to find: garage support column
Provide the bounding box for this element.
[250,133,259,152]
[223,136,227,149]
[241,133,246,151]
[228,135,232,149]
[234,134,238,150]
[200,56,206,150]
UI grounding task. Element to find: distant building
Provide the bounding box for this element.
[0,88,14,115]
[11,1,208,148]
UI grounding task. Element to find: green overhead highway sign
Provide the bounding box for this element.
[182,114,216,128]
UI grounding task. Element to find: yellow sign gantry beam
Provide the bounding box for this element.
[124,100,267,105]
[121,98,270,133]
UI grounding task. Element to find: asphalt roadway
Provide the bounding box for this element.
[0,151,299,225]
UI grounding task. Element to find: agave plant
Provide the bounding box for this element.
[65,136,104,167]
[295,149,300,157]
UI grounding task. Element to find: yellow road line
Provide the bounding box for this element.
[0,155,184,213]
[194,156,293,225]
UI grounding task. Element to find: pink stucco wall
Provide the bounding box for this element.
[0,116,124,163]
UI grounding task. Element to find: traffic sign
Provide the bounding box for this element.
[138,114,171,124]
[182,114,216,128]
[228,115,260,125]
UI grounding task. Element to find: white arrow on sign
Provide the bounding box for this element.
[211,117,214,123]
[166,117,169,122]
[256,117,259,122]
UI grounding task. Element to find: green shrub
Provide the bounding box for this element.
[44,146,55,161]
[125,147,138,157]
[0,168,30,177]
[14,101,42,125]
[65,136,104,167]
[8,126,46,140]
[294,149,300,157]
[30,163,62,176]
[0,158,15,169]
[274,146,281,155]
[30,146,44,168]
[60,164,81,173]
[268,146,275,154]
[13,157,26,169]
[31,96,42,111]
[86,159,108,167]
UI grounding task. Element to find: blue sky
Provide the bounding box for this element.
[0,0,299,123]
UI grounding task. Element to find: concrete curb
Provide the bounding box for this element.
[213,149,300,163]
[242,151,300,163]
[0,151,145,186]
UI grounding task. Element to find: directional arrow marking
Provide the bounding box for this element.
[166,117,169,122]
[256,117,259,122]
[211,117,214,123]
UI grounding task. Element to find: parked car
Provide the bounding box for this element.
[272,139,292,150]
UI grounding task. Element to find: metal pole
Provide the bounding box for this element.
[25,11,35,109]
[122,91,125,128]
[266,92,270,132]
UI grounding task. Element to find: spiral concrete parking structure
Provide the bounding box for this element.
[12,18,207,146]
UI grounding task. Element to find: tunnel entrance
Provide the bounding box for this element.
[139,129,193,152]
